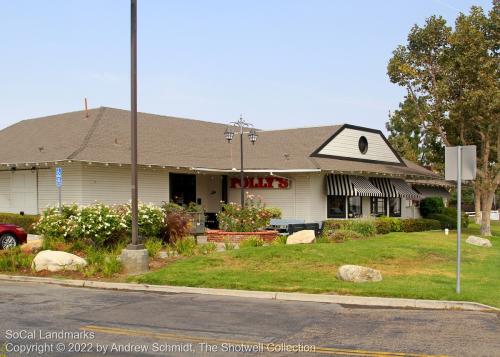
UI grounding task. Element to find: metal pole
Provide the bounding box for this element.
[240,126,244,206]
[130,0,139,247]
[456,146,462,294]
[58,186,62,212]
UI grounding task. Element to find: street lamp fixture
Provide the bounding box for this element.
[224,115,257,206]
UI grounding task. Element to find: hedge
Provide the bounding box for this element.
[0,213,40,234]
[323,217,441,235]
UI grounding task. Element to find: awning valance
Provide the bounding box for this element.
[413,185,450,199]
[350,176,383,197]
[326,174,355,196]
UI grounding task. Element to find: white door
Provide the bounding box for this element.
[10,170,37,214]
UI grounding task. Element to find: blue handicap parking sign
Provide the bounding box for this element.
[55,167,62,187]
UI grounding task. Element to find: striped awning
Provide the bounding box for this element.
[370,177,399,197]
[413,185,450,199]
[391,179,422,199]
[350,176,383,197]
[326,174,356,196]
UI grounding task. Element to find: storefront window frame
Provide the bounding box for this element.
[370,197,387,217]
[347,196,362,218]
[389,197,402,217]
[327,195,347,219]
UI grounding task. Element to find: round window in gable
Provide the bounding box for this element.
[358,136,368,154]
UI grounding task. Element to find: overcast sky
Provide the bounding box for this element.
[0,0,492,132]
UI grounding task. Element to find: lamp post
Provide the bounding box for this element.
[129,0,140,249]
[224,116,258,206]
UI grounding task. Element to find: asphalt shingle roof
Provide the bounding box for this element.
[0,107,441,179]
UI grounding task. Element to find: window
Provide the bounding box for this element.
[358,136,368,154]
[370,197,387,217]
[348,196,362,218]
[389,197,401,217]
[327,196,346,218]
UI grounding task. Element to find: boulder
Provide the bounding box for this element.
[286,230,316,245]
[337,265,382,283]
[466,236,492,248]
[32,250,87,272]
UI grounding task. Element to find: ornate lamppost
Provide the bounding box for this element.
[224,116,258,206]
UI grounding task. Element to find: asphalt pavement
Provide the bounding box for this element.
[0,281,498,357]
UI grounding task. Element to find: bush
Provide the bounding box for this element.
[83,247,122,278]
[0,247,34,272]
[172,236,197,256]
[239,236,264,248]
[197,242,217,255]
[428,208,470,229]
[400,218,441,232]
[164,210,191,243]
[224,239,236,251]
[72,203,125,248]
[264,207,282,219]
[323,219,375,237]
[217,194,276,232]
[117,203,164,238]
[0,212,39,233]
[349,220,376,237]
[327,229,363,243]
[145,237,163,258]
[272,235,288,245]
[419,197,444,218]
[35,205,79,240]
[374,217,401,234]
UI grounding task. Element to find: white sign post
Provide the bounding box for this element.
[55,167,63,212]
[445,145,476,294]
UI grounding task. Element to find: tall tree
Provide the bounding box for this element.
[387,2,499,236]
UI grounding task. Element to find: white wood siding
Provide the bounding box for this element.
[227,173,326,222]
[319,128,400,163]
[38,164,83,209]
[81,164,169,206]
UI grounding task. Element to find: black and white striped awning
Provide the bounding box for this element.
[413,185,450,199]
[370,177,399,197]
[350,176,383,197]
[370,177,422,199]
[326,174,356,196]
[326,175,383,196]
[391,179,422,199]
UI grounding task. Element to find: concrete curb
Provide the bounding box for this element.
[0,274,497,312]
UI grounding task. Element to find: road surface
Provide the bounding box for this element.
[0,281,498,356]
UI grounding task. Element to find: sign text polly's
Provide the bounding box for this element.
[230,176,290,189]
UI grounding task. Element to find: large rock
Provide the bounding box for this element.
[466,236,492,248]
[337,265,382,283]
[32,250,87,272]
[286,230,316,245]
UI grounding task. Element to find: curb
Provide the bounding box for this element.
[0,274,498,312]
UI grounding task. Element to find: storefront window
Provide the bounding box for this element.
[348,197,362,218]
[370,197,387,217]
[389,197,401,217]
[327,196,346,218]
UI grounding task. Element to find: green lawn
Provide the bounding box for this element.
[134,222,500,308]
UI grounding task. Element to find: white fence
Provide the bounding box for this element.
[466,210,500,221]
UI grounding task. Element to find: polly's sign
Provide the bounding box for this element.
[230,176,290,189]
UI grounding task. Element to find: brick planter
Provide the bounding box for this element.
[206,230,279,243]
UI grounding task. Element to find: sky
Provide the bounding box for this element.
[0,0,493,132]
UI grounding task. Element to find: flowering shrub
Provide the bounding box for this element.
[217,194,277,232]
[117,203,164,238]
[72,203,124,247]
[35,204,79,240]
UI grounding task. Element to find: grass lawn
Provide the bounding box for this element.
[133,221,500,308]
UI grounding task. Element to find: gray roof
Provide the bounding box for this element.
[0,107,440,179]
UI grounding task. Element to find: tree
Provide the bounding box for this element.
[387,2,499,236]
